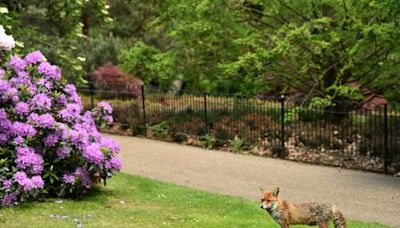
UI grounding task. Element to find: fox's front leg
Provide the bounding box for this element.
[280,221,289,228]
[318,220,328,228]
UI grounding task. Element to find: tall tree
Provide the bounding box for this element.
[230,0,400,102]
[120,0,258,93]
[120,0,400,102]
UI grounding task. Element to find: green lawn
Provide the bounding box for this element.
[0,173,391,228]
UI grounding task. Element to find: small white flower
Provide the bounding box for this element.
[76,33,87,38]
[15,41,24,48]
[101,9,109,15]
[0,25,15,51]
[0,25,5,35]
[0,7,8,14]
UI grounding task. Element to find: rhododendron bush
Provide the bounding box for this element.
[0,27,121,207]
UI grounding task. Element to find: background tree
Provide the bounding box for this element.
[119,0,400,102]
[2,0,400,103]
[0,0,110,85]
[229,0,400,103]
[120,0,259,94]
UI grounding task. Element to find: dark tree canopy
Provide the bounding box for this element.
[2,0,400,102]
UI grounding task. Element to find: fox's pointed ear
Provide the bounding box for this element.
[272,187,280,197]
[259,186,265,193]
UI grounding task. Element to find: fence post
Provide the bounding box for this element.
[280,95,286,154]
[203,93,208,134]
[384,104,388,173]
[141,85,147,135]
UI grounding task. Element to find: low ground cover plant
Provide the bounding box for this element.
[0,26,121,207]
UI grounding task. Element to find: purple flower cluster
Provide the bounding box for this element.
[15,147,44,175]
[30,93,52,110]
[0,79,18,103]
[15,102,30,115]
[62,167,91,189]
[58,103,82,121]
[62,174,75,184]
[1,192,17,207]
[12,122,36,137]
[9,56,26,72]
[38,62,61,81]
[56,146,70,159]
[13,172,44,192]
[43,133,59,147]
[2,179,12,189]
[92,101,114,125]
[100,137,120,153]
[28,113,55,128]
[25,50,45,65]
[105,157,122,171]
[82,143,104,165]
[0,50,121,207]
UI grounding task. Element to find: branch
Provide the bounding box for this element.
[341,0,351,30]
[362,46,390,62]
[349,49,390,84]
[26,37,58,48]
[359,51,391,88]
[342,0,348,16]
[339,39,347,54]
[280,1,310,22]
[347,64,377,83]
[273,65,317,91]
[239,15,277,29]
[241,5,286,25]
[321,55,347,78]
[276,12,290,24]
[311,2,319,19]
[359,75,379,89]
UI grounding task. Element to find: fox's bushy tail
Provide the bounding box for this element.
[332,206,347,228]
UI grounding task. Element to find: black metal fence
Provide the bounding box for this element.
[78,86,400,173]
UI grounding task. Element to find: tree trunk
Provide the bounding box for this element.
[322,57,349,123]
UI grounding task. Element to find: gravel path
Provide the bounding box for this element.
[110,134,400,227]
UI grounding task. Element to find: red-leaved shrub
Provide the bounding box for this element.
[91,62,142,97]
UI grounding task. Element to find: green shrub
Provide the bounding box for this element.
[200,134,216,149]
[149,121,169,138]
[230,136,246,153]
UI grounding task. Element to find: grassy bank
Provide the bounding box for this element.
[0,173,391,227]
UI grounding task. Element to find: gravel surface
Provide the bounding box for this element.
[110,134,400,227]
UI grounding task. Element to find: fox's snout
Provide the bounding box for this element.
[260,202,274,211]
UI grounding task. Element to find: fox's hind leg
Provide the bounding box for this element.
[318,220,328,228]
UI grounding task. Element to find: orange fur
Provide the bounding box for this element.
[260,188,346,228]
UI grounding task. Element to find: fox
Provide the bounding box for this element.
[260,187,346,228]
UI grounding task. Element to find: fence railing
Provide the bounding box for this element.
[78,86,400,173]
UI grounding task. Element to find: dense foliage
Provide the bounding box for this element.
[0,0,111,85]
[0,29,121,207]
[135,0,400,102]
[2,0,400,102]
